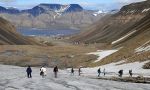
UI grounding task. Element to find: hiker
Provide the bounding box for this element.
[40,66,47,78]
[71,67,74,75]
[129,70,133,77]
[78,67,81,76]
[26,66,32,78]
[103,68,106,76]
[118,70,123,77]
[97,68,101,77]
[53,66,58,78]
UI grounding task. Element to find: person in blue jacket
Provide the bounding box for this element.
[26,66,32,78]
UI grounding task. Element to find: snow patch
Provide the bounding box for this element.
[87,50,118,62]
[54,5,70,18]
[130,10,136,14]
[111,30,137,44]
[142,8,150,13]
[135,40,150,52]
[55,5,71,13]
[82,60,150,76]
[93,10,106,16]
[0,64,150,90]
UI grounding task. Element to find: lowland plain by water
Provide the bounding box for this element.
[17,28,80,37]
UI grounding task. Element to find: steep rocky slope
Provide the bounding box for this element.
[72,0,150,43]
[71,0,150,66]
[94,13,150,66]
[0,17,38,45]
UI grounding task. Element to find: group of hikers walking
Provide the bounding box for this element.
[97,68,133,77]
[26,65,58,78]
[118,69,132,77]
[26,66,133,78]
[70,67,83,76]
[26,66,82,78]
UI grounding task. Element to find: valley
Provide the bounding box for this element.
[0,0,149,69]
[0,0,149,89]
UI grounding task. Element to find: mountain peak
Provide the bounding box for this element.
[37,4,83,12]
[20,4,83,16]
[65,4,83,12]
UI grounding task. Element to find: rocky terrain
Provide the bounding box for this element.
[0,4,105,29]
[71,0,150,67]
[72,0,150,43]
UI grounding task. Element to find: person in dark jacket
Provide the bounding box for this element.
[78,67,81,76]
[129,70,133,77]
[118,70,123,77]
[71,67,74,75]
[26,66,32,78]
[97,68,101,77]
[53,66,58,78]
[103,68,106,76]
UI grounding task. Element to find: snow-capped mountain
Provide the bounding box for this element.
[0,4,104,29]
[0,6,20,14]
[0,4,83,16]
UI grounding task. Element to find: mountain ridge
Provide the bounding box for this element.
[0,4,104,29]
[71,0,150,66]
[71,0,150,43]
[0,4,83,16]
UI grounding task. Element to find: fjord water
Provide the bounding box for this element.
[17,28,80,36]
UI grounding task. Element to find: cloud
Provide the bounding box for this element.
[0,0,147,10]
[0,0,16,3]
[113,0,146,3]
[80,2,104,10]
[80,0,146,10]
[80,2,122,10]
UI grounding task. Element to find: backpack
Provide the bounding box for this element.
[98,69,101,73]
[40,71,44,75]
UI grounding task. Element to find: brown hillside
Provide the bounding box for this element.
[70,0,150,67]
[0,17,39,45]
[71,0,150,44]
[93,13,150,66]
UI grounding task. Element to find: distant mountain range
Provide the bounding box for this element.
[22,4,83,16]
[0,4,107,29]
[0,4,83,15]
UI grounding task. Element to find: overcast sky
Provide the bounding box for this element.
[0,0,146,10]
